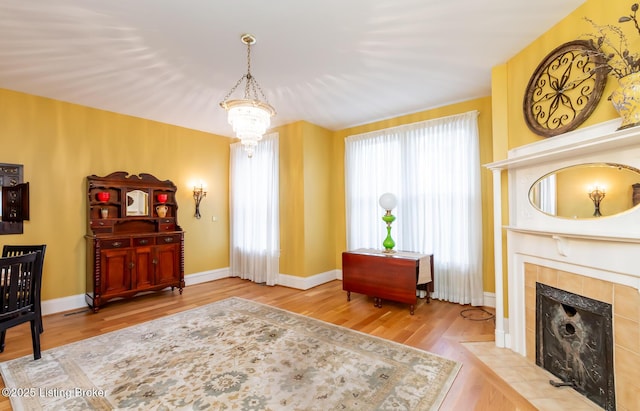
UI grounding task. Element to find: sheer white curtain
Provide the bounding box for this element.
[229,133,279,285]
[539,174,557,215]
[529,174,556,215]
[345,111,483,305]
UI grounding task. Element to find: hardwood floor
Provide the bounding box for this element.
[0,278,537,410]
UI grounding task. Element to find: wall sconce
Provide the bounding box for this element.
[379,192,397,253]
[588,185,605,217]
[193,184,207,219]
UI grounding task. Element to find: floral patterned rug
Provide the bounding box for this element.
[0,297,460,410]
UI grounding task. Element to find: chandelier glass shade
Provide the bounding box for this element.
[220,34,275,157]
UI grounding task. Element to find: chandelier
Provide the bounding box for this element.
[219,33,276,157]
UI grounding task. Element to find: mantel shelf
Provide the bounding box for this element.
[485,119,640,170]
[505,226,640,244]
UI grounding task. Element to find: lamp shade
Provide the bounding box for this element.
[379,193,397,210]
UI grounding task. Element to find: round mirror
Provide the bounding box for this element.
[529,163,640,219]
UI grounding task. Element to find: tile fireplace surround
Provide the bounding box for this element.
[486,119,640,410]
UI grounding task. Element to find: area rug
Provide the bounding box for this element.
[0,297,460,410]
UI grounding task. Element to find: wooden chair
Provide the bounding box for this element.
[2,245,46,333]
[0,252,42,360]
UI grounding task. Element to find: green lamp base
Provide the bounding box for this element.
[382,212,396,253]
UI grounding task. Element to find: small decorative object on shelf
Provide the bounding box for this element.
[156,204,168,218]
[97,191,110,202]
[610,72,640,130]
[585,2,640,129]
[100,208,108,219]
[157,193,168,203]
[379,192,397,253]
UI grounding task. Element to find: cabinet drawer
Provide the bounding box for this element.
[157,234,181,245]
[90,219,115,228]
[158,218,175,232]
[100,238,131,249]
[133,237,154,247]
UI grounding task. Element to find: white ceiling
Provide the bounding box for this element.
[0,0,585,138]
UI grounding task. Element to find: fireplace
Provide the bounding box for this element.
[486,119,640,411]
[536,283,614,410]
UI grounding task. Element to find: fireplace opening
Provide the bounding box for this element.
[536,283,614,410]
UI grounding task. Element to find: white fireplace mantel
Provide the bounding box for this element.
[485,118,640,353]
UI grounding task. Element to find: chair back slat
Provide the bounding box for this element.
[0,246,44,360]
[0,253,39,317]
[2,245,47,260]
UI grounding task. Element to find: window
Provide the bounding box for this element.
[229,133,280,285]
[345,111,483,305]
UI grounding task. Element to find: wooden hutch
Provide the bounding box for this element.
[85,172,184,312]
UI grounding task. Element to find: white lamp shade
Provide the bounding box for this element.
[379,192,397,210]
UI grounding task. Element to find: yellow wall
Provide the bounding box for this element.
[490,64,511,305]
[275,121,305,276]
[302,122,336,276]
[332,97,496,293]
[274,121,335,277]
[0,88,231,301]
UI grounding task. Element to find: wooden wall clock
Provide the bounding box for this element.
[523,40,607,137]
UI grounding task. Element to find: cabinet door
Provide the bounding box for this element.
[133,246,154,289]
[100,249,132,296]
[154,244,180,286]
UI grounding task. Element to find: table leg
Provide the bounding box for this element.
[410,304,415,315]
[347,291,351,301]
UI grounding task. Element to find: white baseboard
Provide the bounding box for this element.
[495,329,507,348]
[494,317,513,351]
[483,291,496,308]
[184,267,230,286]
[41,294,88,316]
[277,270,341,290]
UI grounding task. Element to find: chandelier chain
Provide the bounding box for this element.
[244,41,252,98]
[221,75,246,103]
[221,40,271,105]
